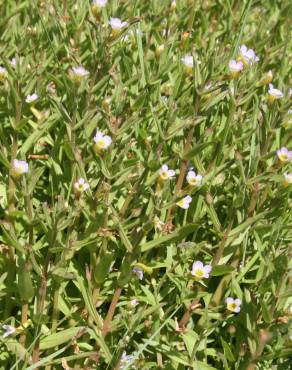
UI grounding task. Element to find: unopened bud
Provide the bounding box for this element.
[155,44,165,58]
[170,1,176,11]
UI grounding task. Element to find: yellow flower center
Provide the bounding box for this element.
[177,200,184,207]
[194,269,204,278]
[96,139,106,149]
[160,171,169,180]
[189,178,197,186]
[228,303,237,311]
[279,154,288,162]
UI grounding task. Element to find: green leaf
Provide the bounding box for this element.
[211,265,235,276]
[221,337,235,362]
[183,142,216,160]
[40,327,86,350]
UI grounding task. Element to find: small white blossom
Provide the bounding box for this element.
[186,170,202,187]
[119,352,135,369]
[93,131,112,153]
[268,84,284,100]
[92,0,107,7]
[153,216,164,231]
[226,297,241,313]
[159,164,175,181]
[238,45,259,65]
[133,267,143,280]
[176,195,192,209]
[10,58,17,68]
[170,1,177,11]
[25,93,38,103]
[277,147,292,163]
[2,325,16,338]
[11,159,29,178]
[109,18,128,35]
[130,299,139,307]
[181,55,194,74]
[191,261,212,279]
[228,60,243,77]
[70,66,89,84]
[283,173,292,187]
[74,178,89,193]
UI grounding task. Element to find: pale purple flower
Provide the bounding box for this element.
[238,45,259,65]
[268,84,284,99]
[10,58,17,68]
[226,297,241,313]
[130,299,139,307]
[93,131,112,152]
[92,0,107,7]
[25,92,38,103]
[119,352,135,369]
[109,17,128,32]
[181,55,194,69]
[228,60,243,73]
[191,261,212,279]
[277,147,292,163]
[2,325,16,338]
[74,178,89,193]
[11,159,28,178]
[71,66,89,78]
[159,164,175,180]
[176,195,192,209]
[283,173,292,186]
[133,267,143,280]
[186,170,202,186]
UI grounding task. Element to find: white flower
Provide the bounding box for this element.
[238,45,259,65]
[70,66,89,84]
[0,66,8,82]
[283,173,292,187]
[181,55,194,74]
[109,18,128,35]
[2,324,16,338]
[10,58,17,68]
[226,297,241,313]
[228,60,243,77]
[92,0,107,7]
[186,170,202,187]
[191,261,212,279]
[119,352,135,369]
[93,131,112,153]
[170,1,177,11]
[159,164,175,181]
[133,267,143,280]
[25,93,39,103]
[277,147,292,163]
[74,178,89,193]
[268,84,284,100]
[11,159,29,178]
[130,299,139,307]
[176,195,192,209]
[153,216,164,231]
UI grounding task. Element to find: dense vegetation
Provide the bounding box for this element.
[0,0,291,369]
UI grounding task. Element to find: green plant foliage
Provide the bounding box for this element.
[0,0,291,369]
